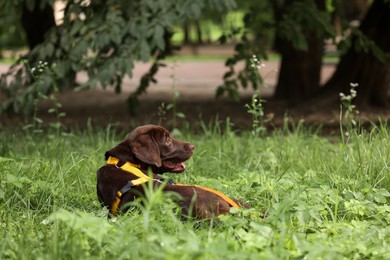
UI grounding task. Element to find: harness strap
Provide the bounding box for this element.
[111,181,135,216]
[107,156,149,185]
[175,184,241,209]
[107,156,151,216]
[106,156,241,216]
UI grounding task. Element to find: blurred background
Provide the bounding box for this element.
[0,0,389,131]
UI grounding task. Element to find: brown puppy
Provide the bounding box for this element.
[97,124,244,219]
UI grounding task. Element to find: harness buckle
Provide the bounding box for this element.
[154,178,164,183]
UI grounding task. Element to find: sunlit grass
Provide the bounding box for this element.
[0,123,389,258]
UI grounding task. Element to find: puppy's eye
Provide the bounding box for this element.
[166,138,172,146]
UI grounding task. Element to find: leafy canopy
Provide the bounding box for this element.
[0,0,236,114]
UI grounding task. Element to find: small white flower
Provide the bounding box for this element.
[41,219,50,225]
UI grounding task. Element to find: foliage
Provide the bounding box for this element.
[216,1,273,100]
[275,1,336,51]
[217,0,389,102]
[0,0,236,115]
[1,122,390,258]
[338,26,389,63]
[217,0,337,99]
[218,0,388,100]
[0,1,26,53]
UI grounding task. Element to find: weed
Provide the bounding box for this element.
[339,82,359,144]
[245,55,268,136]
[158,61,186,129]
[246,92,266,136]
[21,60,66,136]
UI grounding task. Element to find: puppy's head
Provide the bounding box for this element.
[106,125,194,173]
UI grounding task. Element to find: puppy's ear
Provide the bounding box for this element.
[130,134,162,168]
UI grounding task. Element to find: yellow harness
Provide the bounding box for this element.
[106,156,241,216]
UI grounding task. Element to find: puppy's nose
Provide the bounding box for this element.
[188,144,195,151]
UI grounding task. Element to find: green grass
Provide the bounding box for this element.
[1,123,389,259]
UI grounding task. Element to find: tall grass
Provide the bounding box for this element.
[0,123,389,259]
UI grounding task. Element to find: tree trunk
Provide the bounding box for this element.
[341,0,369,21]
[183,22,190,44]
[21,1,55,50]
[195,21,203,45]
[320,0,390,107]
[273,0,325,103]
[274,33,324,102]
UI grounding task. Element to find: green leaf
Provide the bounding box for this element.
[337,39,351,53]
[166,103,174,110]
[325,0,335,12]
[139,40,151,62]
[154,24,165,50]
[370,43,386,63]
[40,43,54,58]
[223,71,234,79]
[53,61,69,78]
[69,21,84,36]
[0,157,14,164]
[190,3,202,18]
[69,40,88,61]
[34,118,43,124]
[6,174,32,188]
[176,112,186,119]
[216,85,225,98]
[110,25,122,45]
[173,90,180,99]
